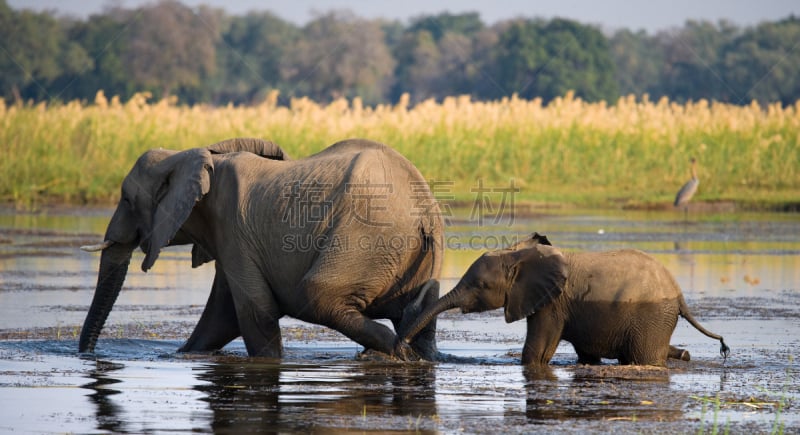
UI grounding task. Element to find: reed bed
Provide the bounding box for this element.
[2,90,798,209]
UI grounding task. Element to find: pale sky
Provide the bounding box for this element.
[8,0,799,33]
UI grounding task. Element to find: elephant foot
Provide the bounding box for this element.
[410,342,438,361]
[175,349,237,360]
[176,348,218,357]
[668,345,691,361]
[405,324,438,362]
[577,356,602,365]
[358,348,410,362]
[391,340,423,362]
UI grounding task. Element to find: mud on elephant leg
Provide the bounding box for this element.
[179,263,240,353]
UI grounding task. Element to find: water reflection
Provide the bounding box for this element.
[83,360,126,433]
[194,361,282,432]
[522,365,682,423]
[196,360,437,433]
[81,358,439,433]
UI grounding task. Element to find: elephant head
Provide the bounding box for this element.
[78,138,287,353]
[398,235,567,348]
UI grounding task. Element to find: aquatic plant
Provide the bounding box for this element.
[768,355,793,435]
[691,384,790,435]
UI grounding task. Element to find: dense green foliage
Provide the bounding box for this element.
[3,0,799,106]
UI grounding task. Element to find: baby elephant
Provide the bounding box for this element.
[397,233,729,366]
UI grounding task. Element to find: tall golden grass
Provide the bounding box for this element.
[2,90,798,208]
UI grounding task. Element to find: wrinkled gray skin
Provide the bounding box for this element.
[79,138,444,359]
[398,233,729,366]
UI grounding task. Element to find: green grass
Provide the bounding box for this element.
[2,92,798,210]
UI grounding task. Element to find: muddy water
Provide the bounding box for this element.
[0,206,798,433]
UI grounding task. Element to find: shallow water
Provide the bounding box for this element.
[0,206,798,433]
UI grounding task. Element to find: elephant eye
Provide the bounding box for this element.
[122,196,133,209]
[470,279,489,290]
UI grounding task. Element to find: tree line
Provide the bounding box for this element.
[2,0,798,106]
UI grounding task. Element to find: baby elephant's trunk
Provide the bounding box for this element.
[401,287,462,344]
[678,296,730,361]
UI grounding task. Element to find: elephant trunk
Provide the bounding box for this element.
[79,243,133,353]
[401,286,465,344]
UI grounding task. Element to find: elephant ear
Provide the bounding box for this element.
[191,244,214,268]
[142,148,213,272]
[528,232,552,246]
[508,232,552,251]
[207,137,290,160]
[503,244,567,323]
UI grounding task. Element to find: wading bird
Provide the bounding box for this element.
[674,157,698,220]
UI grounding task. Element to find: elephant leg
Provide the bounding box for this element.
[624,327,672,366]
[299,278,398,356]
[669,345,691,361]
[575,349,602,365]
[399,280,440,361]
[179,264,241,353]
[329,309,398,356]
[222,261,283,358]
[233,292,283,358]
[521,307,563,366]
[623,347,669,366]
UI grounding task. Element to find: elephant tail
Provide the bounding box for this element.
[414,196,443,283]
[428,228,443,282]
[678,296,730,361]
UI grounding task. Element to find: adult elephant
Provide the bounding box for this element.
[397,233,729,366]
[79,138,444,359]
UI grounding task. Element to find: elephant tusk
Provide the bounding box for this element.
[412,279,436,309]
[80,240,114,252]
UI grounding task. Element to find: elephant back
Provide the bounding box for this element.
[568,249,679,303]
[312,138,388,154]
[308,139,432,195]
[207,138,290,161]
[304,138,444,280]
